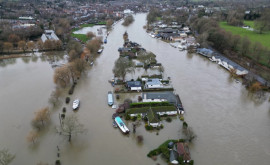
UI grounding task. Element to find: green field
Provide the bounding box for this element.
[71,22,105,43]
[219,21,270,49]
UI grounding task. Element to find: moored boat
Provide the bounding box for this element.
[72,99,80,110]
[108,91,114,106]
[114,116,129,134]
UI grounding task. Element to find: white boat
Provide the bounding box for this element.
[97,49,103,54]
[114,116,129,134]
[108,91,114,106]
[72,99,80,110]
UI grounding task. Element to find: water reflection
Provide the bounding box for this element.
[0,58,17,67]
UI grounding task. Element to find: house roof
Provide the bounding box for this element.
[142,92,178,104]
[126,81,142,88]
[170,150,179,164]
[146,78,162,86]
[177,142,191,161]
[147,107,159,123]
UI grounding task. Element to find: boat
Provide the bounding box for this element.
[97,48,103,54]
[107,91,114,106]
[72,99,80,110]
[114,116,129,134]
[104,38,107,44]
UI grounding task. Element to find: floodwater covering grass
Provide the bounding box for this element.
[219,21,270,49]
[71,22,105,43]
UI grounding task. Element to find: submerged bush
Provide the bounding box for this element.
[65,97,70,104]
[166,117,172,122]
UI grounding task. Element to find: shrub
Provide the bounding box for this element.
[125,114,131,120]
[166,117,172,122]
[138,96,142,102]
[147,148,161,157]
[65,97,70,104]
[131,116,137,121]
[180,116,184,121]
[179,139,185,142]
[160,124,164,129]
[183,121,188,129]
[61,113,65,119]
[68,86,74,95]
[143,116,148,122]
[145,124,153,130]
[116,94,120,99]
[55,160,61,165]
[137,135,144,143]
[62,107,66,113]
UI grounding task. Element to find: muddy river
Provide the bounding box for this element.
[0,13,269,165]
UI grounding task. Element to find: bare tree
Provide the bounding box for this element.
[86,38,102,55]
[37,40,44,50]
[113,57,135,81]
[3,42,13,53]
[122,15,134,26]
[8,34,20,46]
[57,114,87,142]
[44,40,53,50]
[18,40,27,52]
[106,19,114,30]
[26,131,39,144]
[240,36,251,58]
[0,148,15,165]
[27,41,35,52]
[32,107,50,130]
[86,32,96,40]
[48,88,61,107]
[183,127,196,142]
[72,58,87,74]
[67,62,80,83]
[53,65,71,87]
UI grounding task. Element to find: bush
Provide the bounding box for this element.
[143,116,148,122]
[61,113,65,119]
[137,135,144,143]
[131,116,137,121]
[166,117,172,122]
[68,86,74,95]
[183,121,188,129]
[116,94,120,99]
[145,124,153,130]
[138,96,142,102]
[65,97,70,104]
[147,148,161,157]
[125,114,131,120]
[55,160,61,165]
[62,107,66,113]
[180,116,184,121]
[160,124,164,129]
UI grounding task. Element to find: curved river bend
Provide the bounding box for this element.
[0,14,269,165]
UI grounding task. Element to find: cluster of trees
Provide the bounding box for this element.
[190,17,270,68]
[0,33,63,53]
[122,15,134,26]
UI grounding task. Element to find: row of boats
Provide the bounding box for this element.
[108,91,130,134]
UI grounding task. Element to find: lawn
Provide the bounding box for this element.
[71,23,97,43]
[219,22,270,49]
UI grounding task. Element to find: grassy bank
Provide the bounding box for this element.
[219,22,270,49]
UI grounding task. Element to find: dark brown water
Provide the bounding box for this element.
[0,14,269,165]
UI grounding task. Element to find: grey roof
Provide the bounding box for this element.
[142,92,178,105]
[169,150,179,163]
[126,81,142,88]
[145,78,161,86]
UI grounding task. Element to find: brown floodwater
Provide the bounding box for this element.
[0,13,269,165]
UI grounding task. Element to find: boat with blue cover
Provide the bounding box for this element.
[114,116,129,134]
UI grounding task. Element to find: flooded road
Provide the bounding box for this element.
[0,13,269,165]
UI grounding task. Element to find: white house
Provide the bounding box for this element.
[41,30,60,43]
[123,9,133,15]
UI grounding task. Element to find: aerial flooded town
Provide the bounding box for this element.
[0,0,270,165]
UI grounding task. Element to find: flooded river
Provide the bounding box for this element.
[0,14,269,165]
